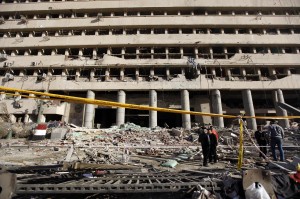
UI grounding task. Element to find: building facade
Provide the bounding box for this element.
[0,0,299,129]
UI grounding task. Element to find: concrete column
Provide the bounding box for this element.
[166,68,171,80]
[181,90,191,129]
[136,48,140,59]
[135,69,139,80]
[24,114,29,123]
[90,69,95,81]
[242,89,257,130]
[121,48,125,59]
[180,47,184,58]
[211,90,224,127]
[75,69,80,81]
[225,68,232,80]
[241,68,246,76]
[209,47,213,59]
[78,49,83,57]
[224,47,228,59]
[105,69,110,81]
[165,48,169,59]
[65,49,69,56]
[9,114,17,123]
[194,48,199,59]
[273,89,289,128]
[40,115,46,123]
[284,68,291,76]
[84,90,95,128]
[120,68,125,81]
[149,90,157,128]
[151,48,154,59]
[92,48,97,59]
[211,68,216,78]
[0,93,6,100]
[194,97,212,125]
[116,90,126,126]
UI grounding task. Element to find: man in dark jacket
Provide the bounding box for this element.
[255,125,269,158]
[208,127,218,163]
[268,120,285,161]
[198,126,210,167]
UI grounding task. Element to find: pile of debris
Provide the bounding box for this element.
[0,121,300,198]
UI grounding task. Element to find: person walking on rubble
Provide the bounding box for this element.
[198,126,210,167]
[268,120,285,161]
[208,127,218,163]
[255,125,269,159]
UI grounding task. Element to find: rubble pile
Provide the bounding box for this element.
[0,121,299,198]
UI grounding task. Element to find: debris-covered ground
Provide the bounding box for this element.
[0,121,299,199]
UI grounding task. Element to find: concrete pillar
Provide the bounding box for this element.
[241,68,246,77]
[284,68,291,76]
[24,114,29,123]
[92,48,97,59]
[116,90,126,126]
[78,49,83,57]
[0,93,6,100]
[180,47,184,58]
[149,90,157,128]
[84,90,95,128]
[120,68,125,81]
[9,114,17,123]
[273,89,289,128]
[105,69,110,81]
[38,50,43,56]
[90,69,95,81]
[75,69,80,81]
[224,47,228,59]
[181,90,191,129]
[136,48,140,59]
[194,97,212,125]
[194,48,199,59]
[40,115,46,123]
[121,48,125,59]
[65,49,69,56]
[211,68,216,77]
[242,89,257,130]
[211,90,224,127]
[225,68,232,80]
[37,105,46,123]
[165,47,169,59]
[135,68,139,80]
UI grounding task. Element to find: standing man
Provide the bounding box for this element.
[255,125,269,159]
[268,120,285,161]
[209,125,219,141]
[198,126,210,167]
[208,127,218,163]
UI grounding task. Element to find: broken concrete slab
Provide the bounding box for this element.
[50,127,68,140]
[0,171,16,199]
[171,128,182,137]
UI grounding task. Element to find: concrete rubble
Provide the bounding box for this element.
[0,121,299,198]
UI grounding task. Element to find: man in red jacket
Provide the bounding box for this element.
[209,125,219,141]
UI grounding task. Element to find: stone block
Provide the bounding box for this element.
[50,128,68,140]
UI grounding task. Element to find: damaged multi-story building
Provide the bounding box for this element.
[0,0,299,130]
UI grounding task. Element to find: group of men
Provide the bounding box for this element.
[198,120,286,167]
[255,120,285,162]
[198,125,219,167]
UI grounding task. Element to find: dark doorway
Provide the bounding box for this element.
[45,114,62,122]
[125,109,149,127]
[157,111,182,128]
[95,108,116,128]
